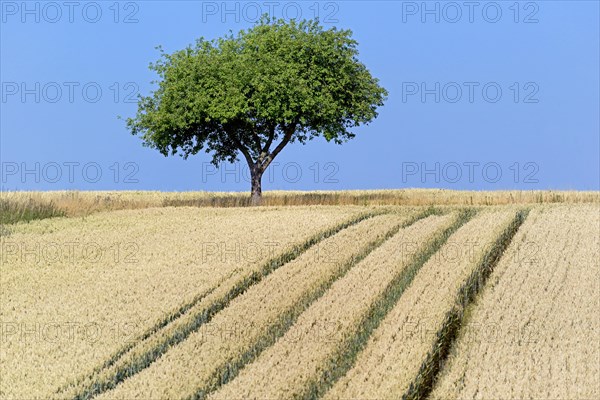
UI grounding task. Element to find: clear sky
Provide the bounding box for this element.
[1,0,599,192]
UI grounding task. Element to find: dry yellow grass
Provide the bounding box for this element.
[1,189,597,222]
[208,213,457,400]
[429,204,600,400]
[323,208,518,399]
[0,206,360,399]
[95,212,415,399]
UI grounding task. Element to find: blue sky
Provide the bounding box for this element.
[1,0,599,192]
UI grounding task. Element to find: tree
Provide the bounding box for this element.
[127,16,387,204]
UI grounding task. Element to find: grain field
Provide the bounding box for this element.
[430,204,600,399]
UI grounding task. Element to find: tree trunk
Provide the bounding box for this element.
[250,166,263,206]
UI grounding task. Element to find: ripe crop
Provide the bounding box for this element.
[1,200,597,399]
[324,209,518,399]
[95,212,422,399]
[0,206,360,399]
[429,205,600,400]
[209,213,458,400]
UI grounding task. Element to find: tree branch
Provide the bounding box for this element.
[260,123,296,171]
[230,133,255,168]
[262,123,276,155]
[250,126,263,156]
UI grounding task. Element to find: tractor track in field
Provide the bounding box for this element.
[297,209,476,400]
[60,208,441,400]
[403,209,529,400]
[185,210,450,400]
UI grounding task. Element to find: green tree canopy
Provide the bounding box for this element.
[128,16,387,202]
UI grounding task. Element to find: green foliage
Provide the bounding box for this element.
[127,16,387,172]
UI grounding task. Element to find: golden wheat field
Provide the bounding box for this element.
[0,191,598,400]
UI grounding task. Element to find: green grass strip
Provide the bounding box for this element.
[300,208,477,400]
[63,208,391,399]
[0,198,65,225]
[402,209,530,400]
[186,207,445,400]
